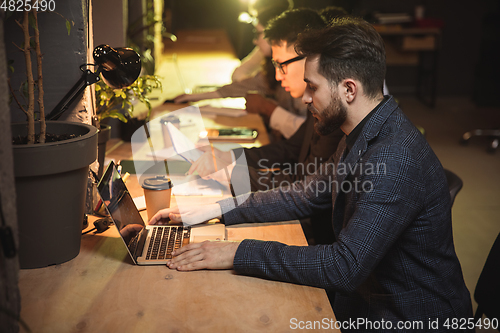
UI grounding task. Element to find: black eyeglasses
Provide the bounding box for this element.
[271,55,305,75]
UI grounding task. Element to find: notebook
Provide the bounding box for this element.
[97,161,226,265]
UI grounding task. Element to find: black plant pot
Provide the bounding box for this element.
[12,121,98,269]
[120,117,148,142]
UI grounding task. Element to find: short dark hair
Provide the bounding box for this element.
[318,6,348,24]
[295,17,386,99]
[258,6,288,27]
[264,8,326,47]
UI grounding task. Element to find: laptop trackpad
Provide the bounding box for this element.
[190,224,226,243]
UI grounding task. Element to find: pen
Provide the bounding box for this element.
[210,143,218,172]
[184,158,194,176]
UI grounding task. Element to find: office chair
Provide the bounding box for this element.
[474,231,500,324]
[461,129,500,153]
[443,169,463,207]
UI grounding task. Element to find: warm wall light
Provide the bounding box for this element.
[238,12,256,25]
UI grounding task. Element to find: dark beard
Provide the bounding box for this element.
[311,95,347,136]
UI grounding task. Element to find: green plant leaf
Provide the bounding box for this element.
[66,20,71,35]
[94,74,162,123]
[21,81,29,99]
[28,13,36,30]
[100,110,129,123]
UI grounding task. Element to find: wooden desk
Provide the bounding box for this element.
[18,219,337,332]
[18,153,337,331]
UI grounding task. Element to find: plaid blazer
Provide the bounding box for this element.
[231,112,344,192]
[219,96,472,330]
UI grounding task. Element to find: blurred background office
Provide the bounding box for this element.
[5,0,498,329]
[161,0,499,103]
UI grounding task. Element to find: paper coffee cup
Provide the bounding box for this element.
[141,175,173,220]
[160,115,180,149]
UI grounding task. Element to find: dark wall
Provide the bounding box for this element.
[5,0,89,122]
[0,11,21,333]
[167,0,496,99]
[301,0,494,97]
[472,0,500,106]
[354,0,492,97]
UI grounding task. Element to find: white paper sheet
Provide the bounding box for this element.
[167,122,204,163]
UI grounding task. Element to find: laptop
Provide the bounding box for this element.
[97,161,226,265]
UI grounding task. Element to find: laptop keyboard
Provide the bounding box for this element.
[146,226,191,260]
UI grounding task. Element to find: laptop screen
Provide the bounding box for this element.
[98,162,146,257]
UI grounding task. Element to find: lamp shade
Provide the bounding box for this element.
[93,44,141,89]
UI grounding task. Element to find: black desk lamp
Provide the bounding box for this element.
[45,44,141,120]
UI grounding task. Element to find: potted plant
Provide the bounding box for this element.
[95,74,162,146]
[8,9,98,269]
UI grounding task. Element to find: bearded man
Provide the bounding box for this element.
[150,17,473,332]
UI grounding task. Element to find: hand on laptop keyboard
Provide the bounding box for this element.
[167,240,240,271]
[148,204,222,226]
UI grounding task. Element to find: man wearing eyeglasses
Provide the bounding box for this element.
[244,8,323,138]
